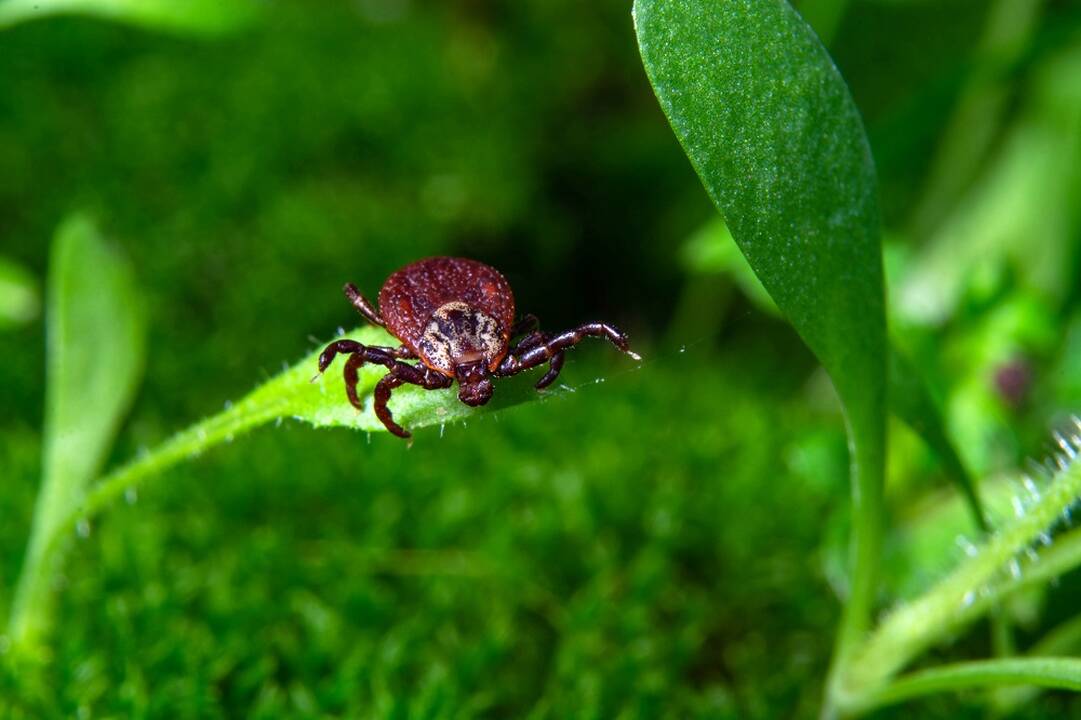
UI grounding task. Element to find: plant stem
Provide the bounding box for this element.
[824,410,886,717]
[5,339,387,656]
[837,462,1081,713]
[6,396,287,654]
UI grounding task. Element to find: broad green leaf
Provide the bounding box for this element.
[0,256,39,329]
[0,0,260,34]
[634,0,886,671]
[8,215,145,652]
[681,217,779,316]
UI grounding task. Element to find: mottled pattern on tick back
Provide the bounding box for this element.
[379,257,516,374]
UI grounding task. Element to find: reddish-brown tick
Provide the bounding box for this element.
[315,257,641,438]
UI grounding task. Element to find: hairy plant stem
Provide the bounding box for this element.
[833,461,1081,715]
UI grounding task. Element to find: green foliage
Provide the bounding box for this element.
[0,256,38,329]
[682,219,982,531]
[3,0,1081,716]
[0,0,259,34]
[3,353,834,718]
[860,657,1081,712]
[8,215,145,653]
[633,0,887,699]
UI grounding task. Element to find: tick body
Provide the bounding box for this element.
[316,257,641,439]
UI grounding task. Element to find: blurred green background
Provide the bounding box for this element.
[3,0,1081,716]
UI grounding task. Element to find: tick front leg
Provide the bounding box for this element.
[344,283,386,327]
[316,339,404,375]
[497,322,640,378]
[373,363,453,439]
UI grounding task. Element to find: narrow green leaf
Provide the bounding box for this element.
[851,458,1081,700]
[8,215,145,653]
[686,221,983,535]
[857,658,1081,713]
[889,346,986,531]
[993,613,1081,711]
[683,220,985,532]
[0,0,260,34]
[0,256,39,329]
[633,0,887,683]
[16,324,579,635]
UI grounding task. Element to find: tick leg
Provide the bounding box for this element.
[343,353,367,411]
[317,339,403,374]
[344,283,386,327]
[373,373,409,437]
[535,351,565,389]
[497,322,640,377]
[509,331,562,388]
[512,331,545,354]
[510,313,539,338]
[373,363,453,439]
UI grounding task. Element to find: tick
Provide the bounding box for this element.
[314,256,641,438]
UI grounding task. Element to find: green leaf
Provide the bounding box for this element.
[633,0,886,684]
[267,327,553,435]
[0,255,39,329]
[682,221,984,533]
[857,658,1081,713]
[681,217,779,316]
[850,456,1081,705]
[888,346,986,531]
[11,323,587,638]
[993,613,1081,711]
[8,215,146,654]
[0,0,260,34]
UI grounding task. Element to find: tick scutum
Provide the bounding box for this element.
[379,257,516,372]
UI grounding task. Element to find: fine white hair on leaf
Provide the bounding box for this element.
[1011,495,1026,518]
[955,535,979,557]
[1022,475,1042,502]
[1055,430,1079,459]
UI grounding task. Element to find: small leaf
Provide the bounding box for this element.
[266,326,554,434]
[8,214,145,652]
[0,255,39,329]
[40,323,587,569]
[0,0,260,34]
[634,0,887,667]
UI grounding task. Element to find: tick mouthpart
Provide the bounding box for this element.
[458,378,494,407]
[455,360,494,406]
